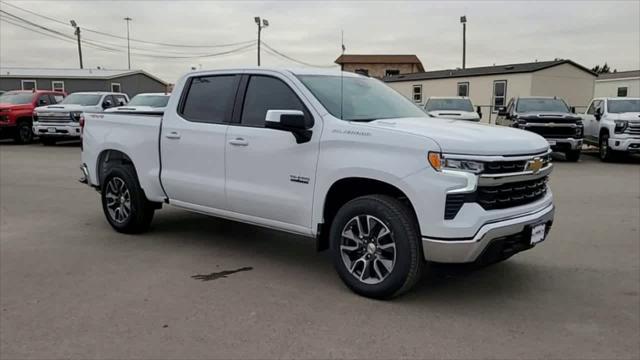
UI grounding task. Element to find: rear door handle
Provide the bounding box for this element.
[165,131,181,140]
[229,138,249,146]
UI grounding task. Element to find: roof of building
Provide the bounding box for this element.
[335,54,425,71]
[596,70,640,80]
[0,67,168,85]
[383,59,596,82]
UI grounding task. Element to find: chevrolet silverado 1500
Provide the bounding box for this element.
[80,68,555,299]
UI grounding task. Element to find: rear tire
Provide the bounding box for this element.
[101,163,155,234]
[13,120,33,144]
[565,149,581,162]
[330,195,423,299]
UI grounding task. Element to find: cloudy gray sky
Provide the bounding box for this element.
[1,0,638,84]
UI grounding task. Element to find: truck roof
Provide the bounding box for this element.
[427,96,471,100]
[71,91,127,95]
[594,97,640,100]
[185,67,358,78]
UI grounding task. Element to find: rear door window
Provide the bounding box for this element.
[180,75,239,123]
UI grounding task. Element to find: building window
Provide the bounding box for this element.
[457,82,469,97]
[354,69,369,76]
[617,87,628,97]
[385,69,400,77]
[111,83,121,92]
[492,80,507,111]
[412,85,422,103]
[51,81,64,92]
[21,80,36,90]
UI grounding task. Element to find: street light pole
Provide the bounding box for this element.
[70,20,83,69]
[254,16,269,66]
[124,17,132,70]
[460,15,467,69]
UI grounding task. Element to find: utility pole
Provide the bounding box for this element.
[70,20,83,69]
[460,15,467,69]
[254,16,269,66]
[124,17,132,70]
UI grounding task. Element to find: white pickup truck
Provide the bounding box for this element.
[80,68,555,299]
[34,92,129,145]
[582,97,640,161]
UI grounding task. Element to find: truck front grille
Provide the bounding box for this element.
[37,113,72,123]
[625,123,640,136]
[476,177,548,210]
[524,126,577,138]
[444,176,549,219]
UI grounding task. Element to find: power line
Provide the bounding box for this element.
[0,1,255,49]
[262,42,335,68]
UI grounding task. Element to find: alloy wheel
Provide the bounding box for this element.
[105,177,131,223]
[340,215,396,285]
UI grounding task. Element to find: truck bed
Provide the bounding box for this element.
[81,112,166,202]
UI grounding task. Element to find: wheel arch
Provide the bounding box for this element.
[316,176,420,252]
[96,149,138,187]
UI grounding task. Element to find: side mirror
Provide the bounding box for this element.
[570,106,576,113]
[265,109,313,144]
[102,100,112,109]
[595,108,602,121]
[497,106,508,117]
[476,106,482,118]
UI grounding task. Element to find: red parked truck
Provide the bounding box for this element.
[0,90,66,143]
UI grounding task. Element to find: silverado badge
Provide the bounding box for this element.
[525,158,544,173]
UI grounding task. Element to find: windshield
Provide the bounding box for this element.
[516,98,569,113]
[608,99,640,113]
[297,75,427,121]
[126,95,169,107]
[60,94,101,106]
[0,92,33,104]
[425,98,474,112]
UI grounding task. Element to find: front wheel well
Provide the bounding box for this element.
[600,128,610,138]
[16,116,32,125]
[317,177,419,251]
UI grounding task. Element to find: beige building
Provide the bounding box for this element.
[335,54,424,78]
[594,70,640,98]
[384,59,596,122]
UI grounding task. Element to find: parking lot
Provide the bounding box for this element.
[0,142,638,359]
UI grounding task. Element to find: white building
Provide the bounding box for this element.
[594,70,640,98]
[384,59,596,122]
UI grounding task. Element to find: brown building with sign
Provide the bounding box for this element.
[335,54,425,78]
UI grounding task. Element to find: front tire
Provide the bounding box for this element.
[330,195,423,299]
[565,149,581,162]
[101,163,155,234]
[599,133,616,162]
[13,121,33,144]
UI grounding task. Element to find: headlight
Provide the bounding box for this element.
[614,120,628,134]
[576,126,583,137]
[71,111,82,122]
[428,152,484,174]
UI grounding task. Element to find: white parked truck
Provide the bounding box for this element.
[424,96,482,121]
[80,68,555,299]
[581,97,640,161]
[105,93,170,113]
[33,92,129,145]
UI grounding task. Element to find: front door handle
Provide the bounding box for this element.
[229,138,249,146]
[165,131,181,140]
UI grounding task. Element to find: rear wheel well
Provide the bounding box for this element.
[97,150,135,186]
[317,177,419,251]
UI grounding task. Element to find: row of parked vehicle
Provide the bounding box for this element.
[0,90,170,145]
[422,95,640,162]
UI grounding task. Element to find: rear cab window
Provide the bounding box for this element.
[179,75,240,123]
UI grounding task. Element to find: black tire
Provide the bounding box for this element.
[565,149,581,162]
[599,133,616,162]
[41,137,57,146]
[13,120,33,144]
[101,163,155,234]
[330,195,423,299]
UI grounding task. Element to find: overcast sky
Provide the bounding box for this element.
[1,0,638,84]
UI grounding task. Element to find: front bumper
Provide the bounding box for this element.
[548,137,583,150]
[422,202,554,263]
[33,122,81,138]
[609,136,640,152]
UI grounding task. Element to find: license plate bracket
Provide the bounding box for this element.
[530,223,547,245]
[47,127,56,133]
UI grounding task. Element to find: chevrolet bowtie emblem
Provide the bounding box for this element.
[526,158,544,173]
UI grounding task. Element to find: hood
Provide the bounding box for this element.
[105,105,165,113]
[34,104,99,112]
[360,117,549,156]
[0,103,32,111]
[427,110,480,121]
[609,112,640,122]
